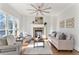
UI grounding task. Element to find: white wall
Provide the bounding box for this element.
[21,15,58,37]
[22,15,34,36]
[1,4,22,18]
[57,4,79,51]
[50,16,58,33]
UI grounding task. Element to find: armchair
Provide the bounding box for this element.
[0,35,22,55]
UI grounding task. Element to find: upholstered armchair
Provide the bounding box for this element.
[0,35,22,55]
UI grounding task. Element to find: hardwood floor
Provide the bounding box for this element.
[21,40,79,55]
[50,44,79,55]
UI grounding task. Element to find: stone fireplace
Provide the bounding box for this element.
[33,27,44,38]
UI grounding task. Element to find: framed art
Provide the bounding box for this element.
[35,17,43,24]
[60,20,65,28]
[66,17,74,28]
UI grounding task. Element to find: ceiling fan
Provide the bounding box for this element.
[27,3,52,16]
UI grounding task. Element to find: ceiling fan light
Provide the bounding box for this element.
[28,4,51,16]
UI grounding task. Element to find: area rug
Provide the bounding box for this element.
[23,40,53,55]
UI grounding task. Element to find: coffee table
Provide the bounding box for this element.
[33,38,45,48]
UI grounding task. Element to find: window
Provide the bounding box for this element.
[0,10,6,37]
[0,10,19,37]
[7,16,14,35]
[7,16,18,36]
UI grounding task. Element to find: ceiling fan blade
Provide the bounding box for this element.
[43,7,52,10]
[30,4,38,9]
[30,11,37,14]
[27,9,36,11]
[42,11,50,13]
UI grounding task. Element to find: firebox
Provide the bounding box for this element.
[33,27,44,38]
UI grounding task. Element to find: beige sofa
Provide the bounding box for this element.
[0,35,21,55]
[49,32,74,50]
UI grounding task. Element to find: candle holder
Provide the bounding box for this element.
[44,22,47,25]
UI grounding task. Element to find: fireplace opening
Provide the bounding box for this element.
[35,30,42,37]
[33,28,44,38]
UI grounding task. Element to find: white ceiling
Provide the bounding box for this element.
[8,3,73,16]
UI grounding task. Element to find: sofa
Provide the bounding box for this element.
[0,35,22,55]
[48,32,74,50]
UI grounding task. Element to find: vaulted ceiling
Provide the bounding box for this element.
[8,3,74,16]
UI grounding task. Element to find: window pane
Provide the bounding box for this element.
[7,16,14,29]
[0,12,5,20]
[15,21,17,30]
[8,20,13,29]
[0,30,5,36]
[0,21,5,29]
[0,10,5,29]
[7,30,13,35]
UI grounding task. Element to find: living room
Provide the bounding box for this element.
[0,3,79,55]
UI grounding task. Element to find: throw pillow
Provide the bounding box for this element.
[52,31,57,37]
[51,33,55,37]
[67,34,73,40]
[59,33,67,40]
[56,32,61,39]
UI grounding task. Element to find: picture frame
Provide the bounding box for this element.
[35,17,43,24]
[60,20,65,28]
[66,17,74,28]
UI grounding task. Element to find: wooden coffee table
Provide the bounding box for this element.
[33,38,45,48]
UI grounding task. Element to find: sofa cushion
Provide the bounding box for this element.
[51,33,55,37]
[56,32,61,39]
[7,35,16,45]
[0,38,8,46]
[67,34,73,40]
